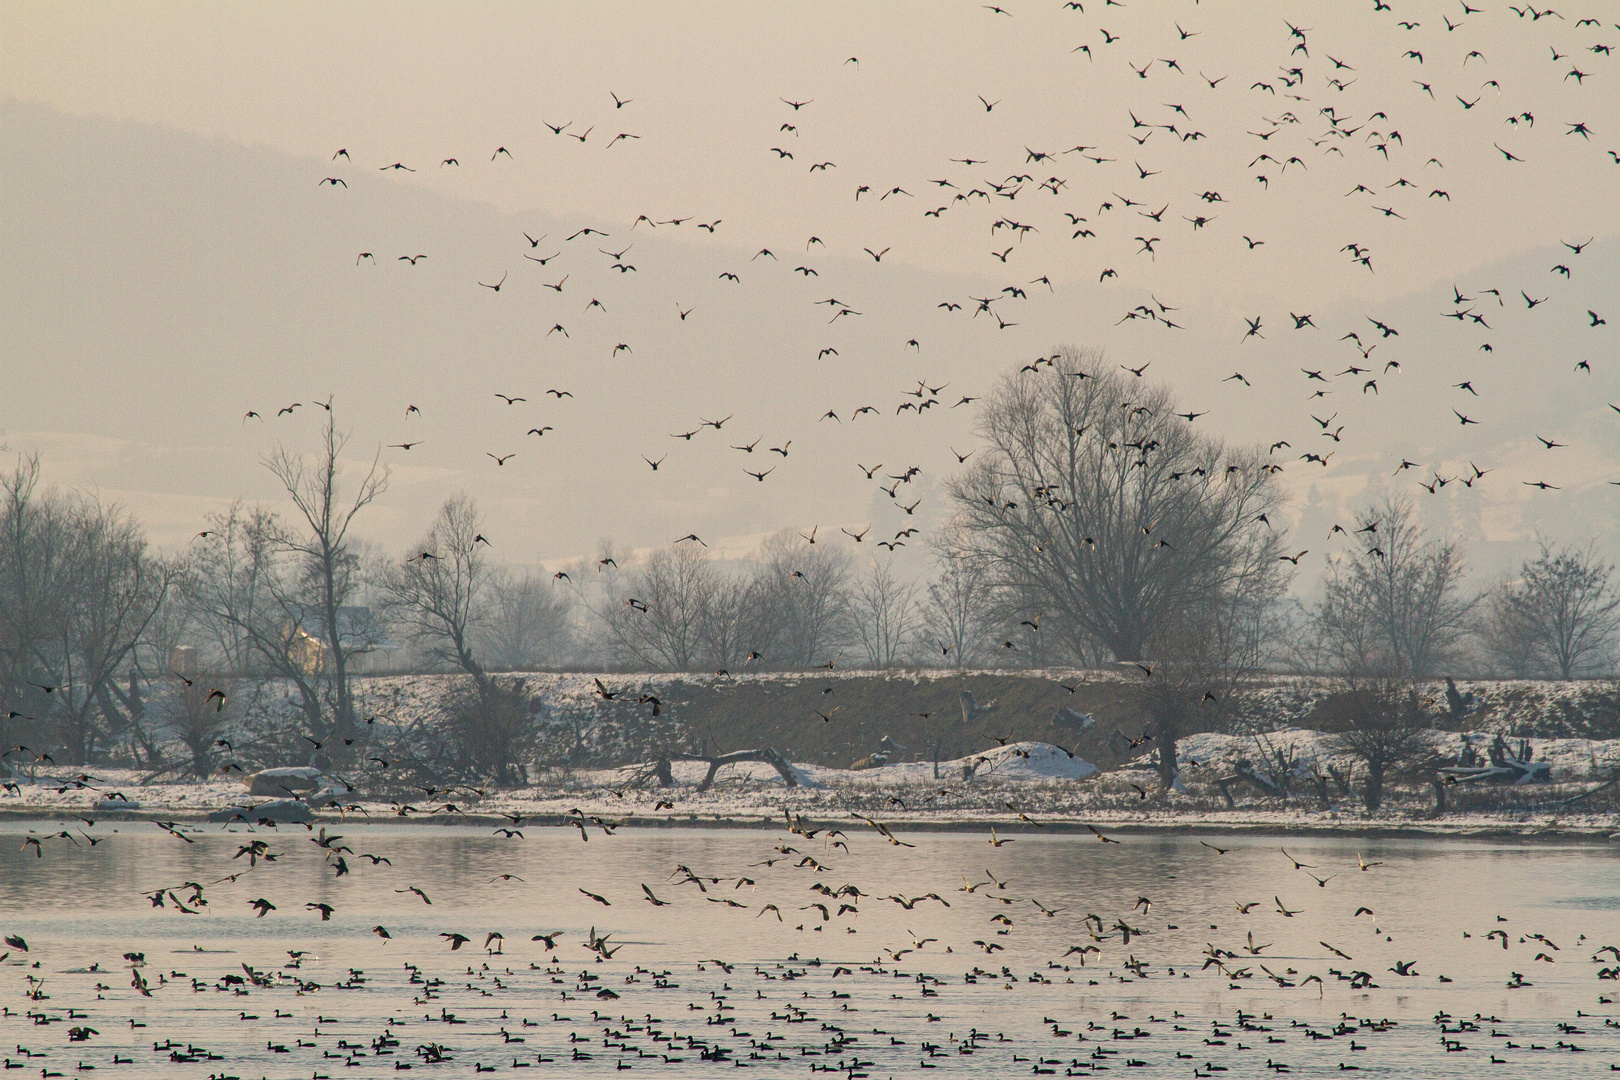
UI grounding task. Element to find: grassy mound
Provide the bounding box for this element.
[651,671,1145,771]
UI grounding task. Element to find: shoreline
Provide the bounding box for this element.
[3,805,1615,842]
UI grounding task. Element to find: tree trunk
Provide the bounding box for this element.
[1154,732,1178,791]
[1110,629,1144,666]
[1363,759,1385,811]
[325,580,355,742]
[458,638,493,701]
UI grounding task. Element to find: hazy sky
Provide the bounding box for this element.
[3,1,1616,584]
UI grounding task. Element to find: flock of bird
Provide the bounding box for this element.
[228,0,1617,579]
[11,3,1620,1074]
[7,805,1620,1077]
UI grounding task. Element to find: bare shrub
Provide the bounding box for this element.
[442,678,535,786]
[1321,675,1436,811]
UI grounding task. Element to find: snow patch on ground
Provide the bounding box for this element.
[5,671,1617,836]
[5,729,1618,838]
[1152,727,1620,781]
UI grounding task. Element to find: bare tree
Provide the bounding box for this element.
[262,410,388,739]
[750,530,853,667]
[0,455,76,753]
[375,494,492,692]
[1485,539,1620,679]
[1477,596,1541,679]
[572,534,853,672]
[1311,497,1475,677]
[49,498,177,763]
[694,574,760,670]
[187,501,329,734]
[603,544,722,671]
[1322,674,1435,811]
[556,539,635,668]
[135,563,199,686]
[160,677,240,778]
[439,677,536,786]
[1132,558,1279,790]
[476,569,575,670]
[850,558,920,669]
[946,349,1289,663]
[918,541,996,669]
[0,457,176,764]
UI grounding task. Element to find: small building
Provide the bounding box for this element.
[286,606,399,675]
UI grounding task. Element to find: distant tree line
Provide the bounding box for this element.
[3,348,1618,778]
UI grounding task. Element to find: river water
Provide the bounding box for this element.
[2,818,1619,1077]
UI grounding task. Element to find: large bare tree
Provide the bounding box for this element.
[694,574,759,670]
[1132,554,1283,790]
[602,543,724,671]
[946,347,1289,663]
[586,532,852,672]
[749,530,854,668]
[0,455,76,751]
[51,499,177,763]
[187,501,330,734]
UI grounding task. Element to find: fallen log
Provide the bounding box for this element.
[660,748,798,792]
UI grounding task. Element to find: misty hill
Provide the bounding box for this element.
[3,100,1616,586]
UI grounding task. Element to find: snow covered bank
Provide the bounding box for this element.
[5,734,1619,839]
